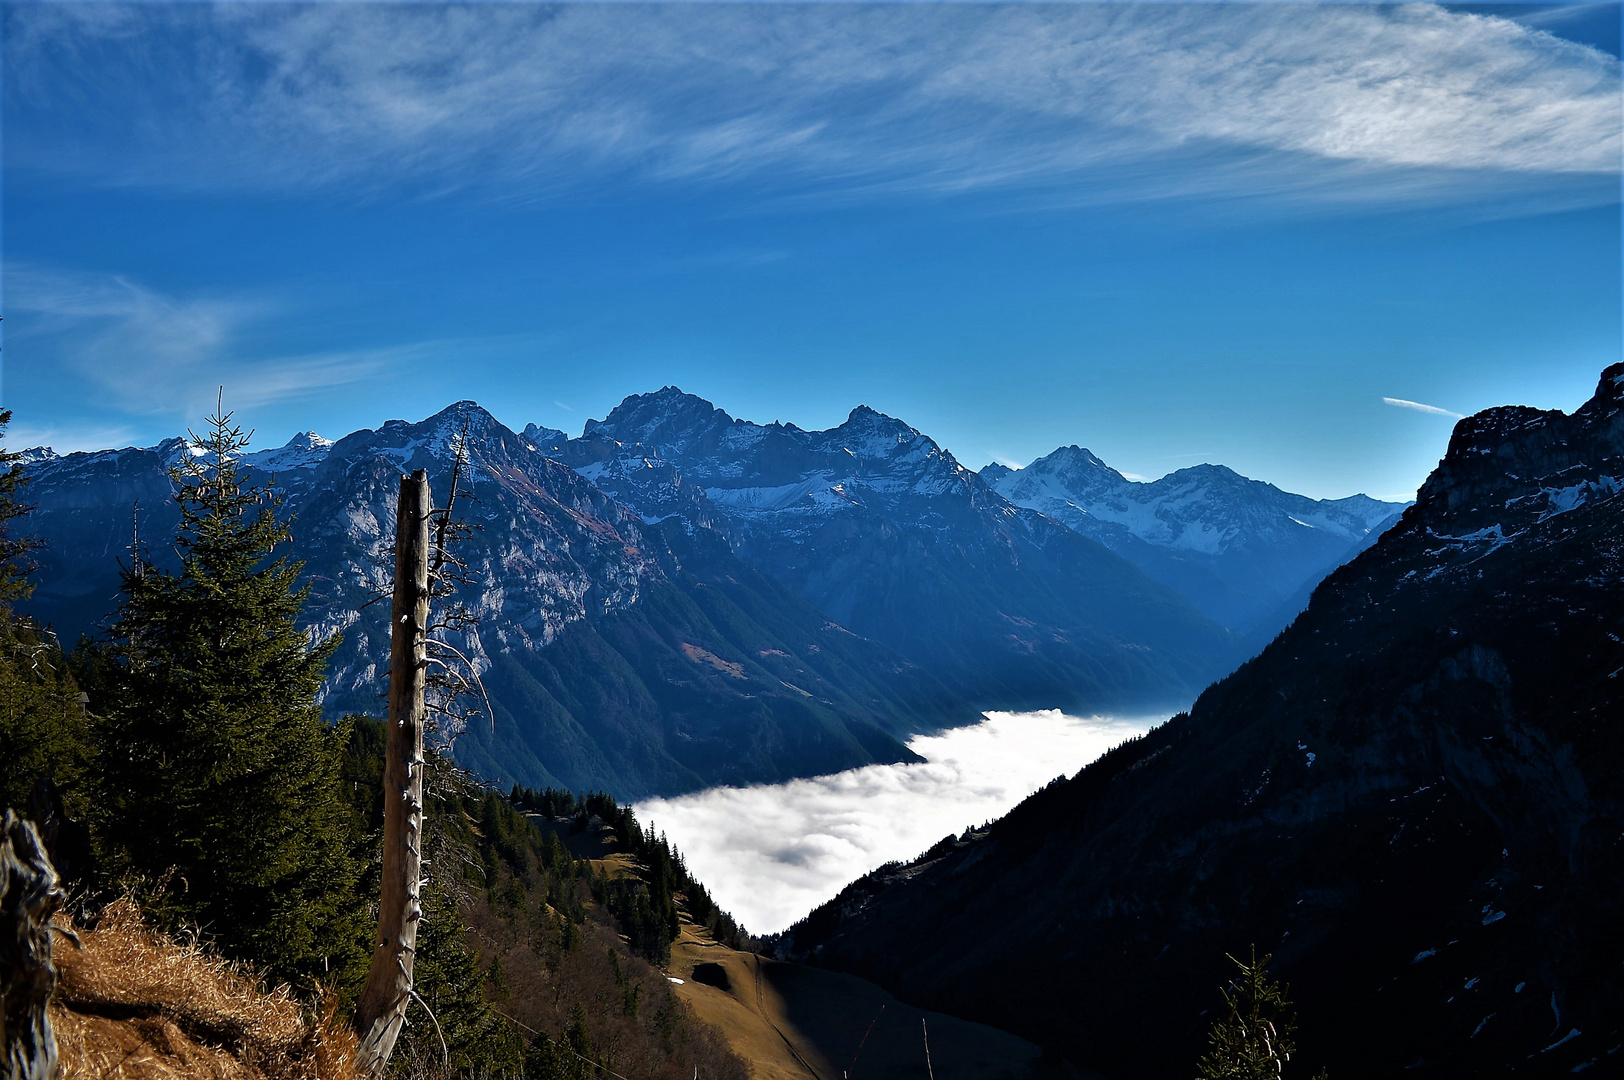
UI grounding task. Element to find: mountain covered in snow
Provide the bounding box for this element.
[543,387,1237,714]
[783,365,1624,1077]
[18,389,1405,796]
[982,448,1406,636]
[18,405,972,798]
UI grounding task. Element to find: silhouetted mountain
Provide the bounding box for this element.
[983,448,1406,635]
[783,366,1624,1077]
[549,389,1236,715]
[19,404,973,798]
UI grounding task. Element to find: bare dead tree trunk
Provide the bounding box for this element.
[1,810,66,1080]
[353,470,431,1077]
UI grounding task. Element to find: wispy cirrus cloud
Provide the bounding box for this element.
[6,264,409,441]
[5,3,1618,211]
[1383,395,1465,419]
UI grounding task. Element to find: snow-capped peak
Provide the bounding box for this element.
[242,430,335,472]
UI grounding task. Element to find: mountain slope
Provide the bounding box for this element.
[552,389,1236,714]
[783,366,1624,1077]
[19,405,972,798]
[983,447,1405,634]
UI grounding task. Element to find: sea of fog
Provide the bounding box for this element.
[635,709,1160,935]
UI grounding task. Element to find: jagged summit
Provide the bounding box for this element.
[1045,444,1113,469]
[1162,461,1246,482]
[421,399,503,435]
[589,386,729,428]
[521,422,567,449]
[585,387,739,459]
[1409,361,1624,540]
[241,430,334,473]
[283,431,332,450]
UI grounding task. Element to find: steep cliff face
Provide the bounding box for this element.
[983,447,1406,635]
[784,366,1624,1078]
[555,389,1237,714]
[19,404,968,798]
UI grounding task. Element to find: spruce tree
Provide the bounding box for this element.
[92,403,365,988]
[1196,947,1325,1080]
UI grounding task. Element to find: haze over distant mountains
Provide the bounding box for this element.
[20,389,1399,797]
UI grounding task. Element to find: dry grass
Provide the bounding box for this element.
[48,898,359,1080]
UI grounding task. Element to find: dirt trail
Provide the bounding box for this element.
[667,924,1083,1080]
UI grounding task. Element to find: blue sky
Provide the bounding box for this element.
[4,2,1619,501]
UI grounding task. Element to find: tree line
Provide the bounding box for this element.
[507,785,752,957]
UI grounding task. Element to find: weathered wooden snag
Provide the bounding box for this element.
[352,469,431,1077]
[1,811,66,1080]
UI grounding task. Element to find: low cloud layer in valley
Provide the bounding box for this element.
[637,710,1157,935]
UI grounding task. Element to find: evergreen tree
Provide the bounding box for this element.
[1197,948,1325,1080]
[0,408,90,821]
[91,403,365,988]
[0,409,42,605]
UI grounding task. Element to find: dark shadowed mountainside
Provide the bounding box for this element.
[782,366,1624,1078]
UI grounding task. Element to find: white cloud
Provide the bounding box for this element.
[6,4,1618,210]
[636,710,1156,934]
[6,263,422,435]
[1383,395,1465,418]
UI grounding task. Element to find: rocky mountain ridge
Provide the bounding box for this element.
[541,388,1238,714]
[18,388,1419,800]
[18,403,971,798]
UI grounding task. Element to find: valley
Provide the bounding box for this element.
[8,9,1617,1080]
[9,373,1618,1079]
[637,709,1156,934]
[665,925,1077,1080]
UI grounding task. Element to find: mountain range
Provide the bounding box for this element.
[781,365,1624,1077]
[983,448,1404,637]
[538,388,1242,714]
[21,406,969,797]
[21,391,1400,799]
